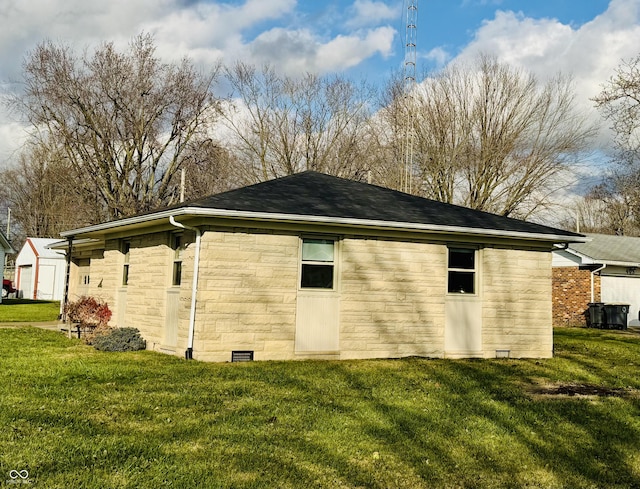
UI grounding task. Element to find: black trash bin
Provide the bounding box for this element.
[587,302,605,328]
[603,304,629,330]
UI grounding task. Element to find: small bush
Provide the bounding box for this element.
[65,296,112,328]
[84,323,113,345]
[92,327,146,352]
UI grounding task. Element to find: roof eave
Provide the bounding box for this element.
[60,207,586,244]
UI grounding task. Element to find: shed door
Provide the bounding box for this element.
[19,265,33,300]
[601,275,640,326]
[37,264,56,300]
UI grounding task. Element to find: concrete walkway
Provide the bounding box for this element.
[0,321,65,331]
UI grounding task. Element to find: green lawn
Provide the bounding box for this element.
[0,299,60,323]
[0,327,639,488]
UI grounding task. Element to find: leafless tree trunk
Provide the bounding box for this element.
[10,33,222,220]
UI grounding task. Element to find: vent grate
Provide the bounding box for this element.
[231,350,254,362]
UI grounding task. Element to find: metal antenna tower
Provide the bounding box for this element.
[401,0,417,193]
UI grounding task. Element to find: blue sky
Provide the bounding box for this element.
[0,0,639,165]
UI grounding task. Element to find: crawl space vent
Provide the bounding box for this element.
[231,350,254,362]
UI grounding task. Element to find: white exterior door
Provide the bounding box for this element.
[295,238,340,353]
[445,297,483,357]
[37,264,56,300]
[19,266,33,300]
[164,289,180,349]
[295,292,340,352]
[444,247,483,357]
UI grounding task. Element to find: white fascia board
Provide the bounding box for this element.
[60,207,587,244]
[47,238,101,250]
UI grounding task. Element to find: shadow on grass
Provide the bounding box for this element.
[1,328,639,488]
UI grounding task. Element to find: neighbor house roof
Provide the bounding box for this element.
[564,233,640,266]
[61,171,585,244]
[0,230,14,253]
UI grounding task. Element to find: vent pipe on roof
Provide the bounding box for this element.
[169,216,201,360]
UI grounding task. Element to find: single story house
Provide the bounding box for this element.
[15,237,67,301]
[0,229,15,303]
[59,171,585,362]
[552,233,640,327]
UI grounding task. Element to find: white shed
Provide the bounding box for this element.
[15,238,66,300]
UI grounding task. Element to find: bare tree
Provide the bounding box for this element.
[1,139,94,238]
[178,140,240,201]
[571,171,640,236]
[376,55,595,218]
[222,62,375,184]
[589,54,640,234]
[10,33,222,220]
[594,54,640,164]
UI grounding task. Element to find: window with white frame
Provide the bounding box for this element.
[447,247,476,294]
[171,234,185,286]
[300,238,335,289]
[122,241,131,286]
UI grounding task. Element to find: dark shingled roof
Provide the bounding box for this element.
[177,171,580,238]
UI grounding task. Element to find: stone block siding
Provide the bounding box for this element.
[194,230,299,362]
[482,248,553,358]
[552,267,599,326]
[339,238,446,359]
[67,227,557,361]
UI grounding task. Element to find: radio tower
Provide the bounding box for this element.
[401,0,417,193]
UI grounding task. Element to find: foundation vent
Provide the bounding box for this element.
[231,350,254,362]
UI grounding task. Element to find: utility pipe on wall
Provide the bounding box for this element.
[591,264,606,303]
[169,216,201,360]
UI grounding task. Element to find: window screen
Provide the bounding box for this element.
[448,248,476,294]
[301,239,335,289]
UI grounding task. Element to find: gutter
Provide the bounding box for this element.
[169,216,201,360]
[61,206,587,245]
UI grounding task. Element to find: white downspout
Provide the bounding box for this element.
[591,264,606,303]
[169,216,201,360]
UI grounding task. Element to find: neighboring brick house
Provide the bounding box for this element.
[552,234,640,327]
[58,172,584,362]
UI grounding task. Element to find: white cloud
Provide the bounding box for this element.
[346,0,398,28]
[424,47,451,68]
[247,26,396,74]
[143,0,296,64]
[450,0,640,148]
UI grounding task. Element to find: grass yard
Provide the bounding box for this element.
[0,327,639,488]
[0,299,60,323]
